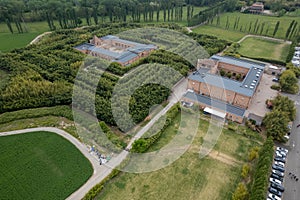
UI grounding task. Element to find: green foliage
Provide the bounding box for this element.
[286,62,300,78]
[271,84,281,91]
[131,103,180,153]
[241,164,250,179]
[271,95,296,121]
[249,137,274,200]
[263,110,289,141]
[232,182,248,200]
[248,146,260,162]
[0,131,93,200]
[279,69,299,94]
[0,106,73,125]
[189,32,230,55]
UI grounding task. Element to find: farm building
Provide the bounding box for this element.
[75,35,157,66]
[183,55,266,123]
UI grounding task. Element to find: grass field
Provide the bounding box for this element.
[0,131,93,200]
[192,25,246,42]
[238,37,290,62]
[96,112,261,200]
[0,21,51,52]
[192,12,300,41]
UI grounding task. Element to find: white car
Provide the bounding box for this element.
[284,135,290,141]
[272,170,284,177]
[276,150,287,157]
[274,161,285,168]
[276,147,288,153]
[268,193,281,200]
[269,193,282,200]
[270,178,282,185]
[295,47,300,51]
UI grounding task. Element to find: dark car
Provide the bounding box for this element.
[271,183,285,192]
[274,156,286,163]
[270,173,283,182]
[272,164,285,173]
[269,187,282,197]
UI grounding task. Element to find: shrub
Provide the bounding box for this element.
[271,84,281,91]
[241,164,251,179]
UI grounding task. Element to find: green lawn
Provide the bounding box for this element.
[192,12,300,42]
[0,21,51,52]
[238,37,290,62]
[0,131,93,200]
[96,112,261,200]
[192,25,246,42]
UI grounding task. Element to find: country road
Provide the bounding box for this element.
[0,78,188,200]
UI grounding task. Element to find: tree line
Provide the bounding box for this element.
[0,0,228,33]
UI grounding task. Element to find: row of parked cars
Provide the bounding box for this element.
[267,147,289,200]
[291,46,300,67]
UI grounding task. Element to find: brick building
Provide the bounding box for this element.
[249,2,264,14]
[74,35,157,66]
[183,55,265,123]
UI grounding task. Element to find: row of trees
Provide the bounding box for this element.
[248,137,274,200]
[188,0,239,26]
[0,0,226,32]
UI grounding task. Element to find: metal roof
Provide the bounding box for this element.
[189,56,266,97]
[189,69,254,97]
[211,55,265,69]
[74,43,94,51]
[184,92,246,117]
[89,46,120,58]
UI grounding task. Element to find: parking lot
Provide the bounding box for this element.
[246,73,279,118]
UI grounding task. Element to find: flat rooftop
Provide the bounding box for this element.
[184,91,246,117]
[189,56,266,97]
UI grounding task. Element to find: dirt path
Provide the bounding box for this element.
[208,150,242,166]
[237,34,292,44]
[29,32,52,45]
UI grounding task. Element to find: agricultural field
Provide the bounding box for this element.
[95,112,261,200]
[192,12,300,41]
[0,131,93,200]
[238,37,290,62]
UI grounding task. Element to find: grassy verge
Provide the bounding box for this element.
[0,131,93,200]
[238,37,290,63]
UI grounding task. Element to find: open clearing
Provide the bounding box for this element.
[238,37,290,62]
[0,131,93,200]
[96,112,261,200]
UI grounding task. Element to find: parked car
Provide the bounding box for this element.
[272,170,284,177]
[276,150,287,157]
[269,187,282,197]
[268,193,282,200]
[272,164,285,173]
[276,147,288,154]
[270,177,282,185]
[271,173,284,182]
[270,183,284,192]
[274,157,286,163]
[272,78,279,82]
[274,161,285,168]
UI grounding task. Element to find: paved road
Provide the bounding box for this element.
[280,80,300,200]
[0,78,188,200]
